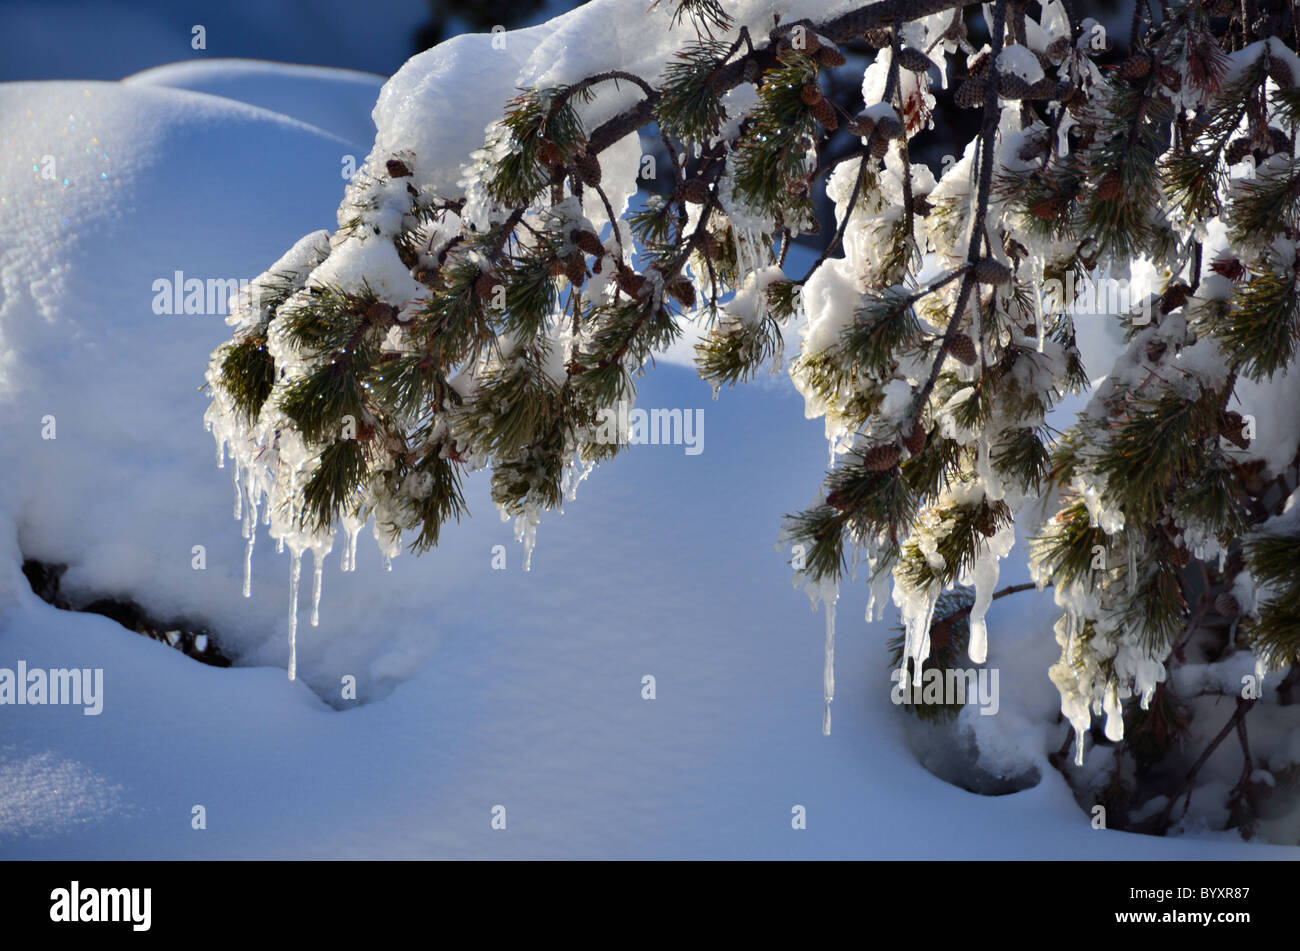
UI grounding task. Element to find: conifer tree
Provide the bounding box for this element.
[207,0,1300,840]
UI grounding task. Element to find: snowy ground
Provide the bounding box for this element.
[1,43,1296,857]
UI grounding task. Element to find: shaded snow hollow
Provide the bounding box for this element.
[0,28,1295,857]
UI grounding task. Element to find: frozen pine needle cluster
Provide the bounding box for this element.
[205,0,1300,839]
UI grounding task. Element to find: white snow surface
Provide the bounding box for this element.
[0,16,1295,858]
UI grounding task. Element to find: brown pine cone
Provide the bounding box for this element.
[474,270,500,303]
[667,277,696,308]
[973,258,1012,285]
[1270,57,1295,88]
[864,28,891,50]
[616,267,649,299]
[967,51,990,76]
[1158,281,1191,314]
[677,179,710,205]
[903,422,928,456]
[574,152,602,187]
[1214,592,1241,618]
[1032,196,1066,220]
[1046,37,1071,63]
[1117,54,1152,80]
[847,111,876,138]
[1028,78,1058,100]
[1096,173,1123,201]
[1157,65,1182,93]
[386,158,412,178]
[949,332,978,366]
[697,230,720,258]
[816,45,847,68]
[564,255,587,288]
[801,83,824,106]
[571,228,604,257]
[875,114,904,140]
[896,47,934,73]
[366,301,398,327]
[811,98,838,130]
[863,443,902,471]
[996,72,1032,100]
[1225,137,1253,165]
[955,77,988,108]
[868,127,891,158]
[536,139,561,167]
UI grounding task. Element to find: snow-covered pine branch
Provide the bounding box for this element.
[205,0,1300,839]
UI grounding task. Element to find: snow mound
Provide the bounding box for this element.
[125,60,386,151]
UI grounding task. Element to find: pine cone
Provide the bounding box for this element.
[816,45,847,68]
[386,158,412,178]
[697,230,720,258]
[955,77,988,108]
[875,114,904,140]
[973,258,1012,285]
[1209,0,1234,12]
[1221,410,1251,449]
[996,72,1032,100]
[615,267,649,298]
[366,301,398,327]
[1055,80,1083,106]
[1158,281,1191,315]
[848,111,876,138]
[1028,78,1058,100]
[571,228,604,257]
[868,127,891,158]
[564,255,587,288]
[1117,54,1152,80]
[863,443,902,471]
[667,276,696,308]
[1096,173,1123,201]
[1225,137,1253,165]
[574,152,602,187]
[1270,57,1295,88]
[864,28,892,50]
[949,332,978,366]
[811,98,839,131]
[413,267,440,288]
[1031,197,1066,220]
[677,179,710,205]
[1157,65,1182,93]
[474,270,500,303]
[801,83,824,106]
[967,51,990,76]
[1269,126,1291,154]
[903,422,928,456]
[1215,592,1241,618]
[536,139,561,167]
[1046,36,1071,64]
[896,47,933,73]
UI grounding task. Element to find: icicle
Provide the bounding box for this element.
[310,548,324,627]
[241,478,257,598]
[286,547,303,680]
[242,533,256,598]
[232,464,242,520]
[1026,255,1045,352]
[821,580,838,736]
